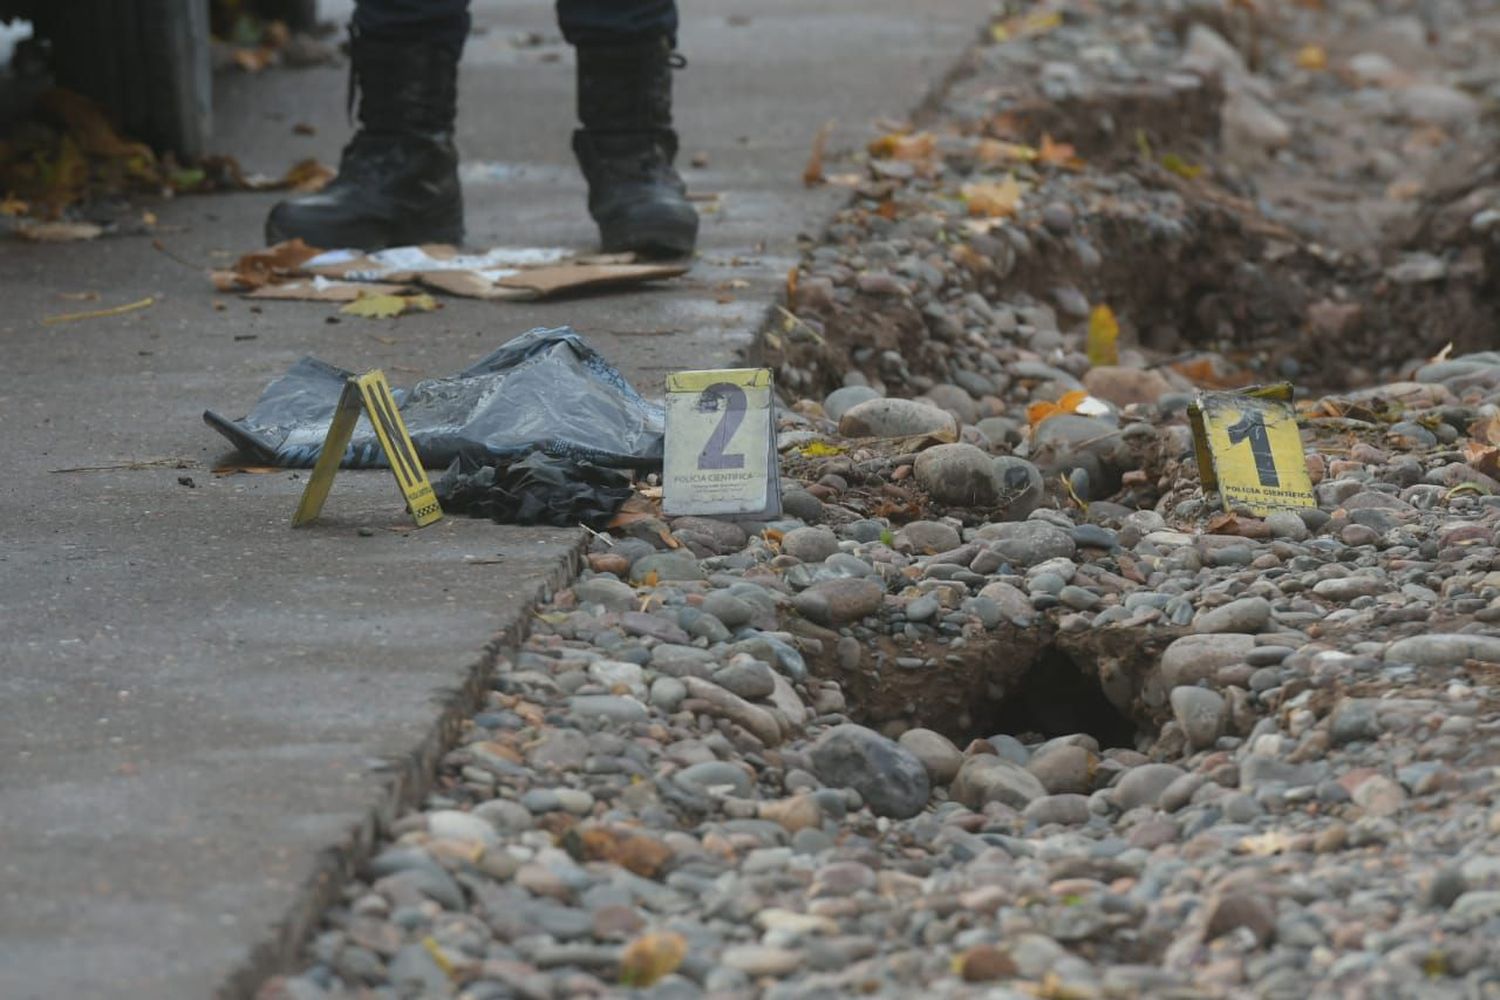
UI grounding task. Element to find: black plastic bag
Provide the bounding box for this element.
[203,326,664,470]
[436,452,634,529]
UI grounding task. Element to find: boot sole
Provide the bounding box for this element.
[265,196,465,251]
[265,218,465,252]
[599,219,697,260]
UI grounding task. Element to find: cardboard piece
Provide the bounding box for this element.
[495,262,691,301]
[222,241,691,303]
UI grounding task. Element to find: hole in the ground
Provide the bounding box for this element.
[983,645,1141,750]
[798,619,1167,754]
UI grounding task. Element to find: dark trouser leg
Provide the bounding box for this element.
[264,0,469,249]
[560,0,697,257]
[354,0,471,56]
[555,0,678,46]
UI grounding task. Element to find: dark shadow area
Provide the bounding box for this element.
[987,645,1139,749]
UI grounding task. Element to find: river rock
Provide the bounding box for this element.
[1170,686,1227,750]
[839,398,957,438]
[914,443,1004,506]
[951,755,1047,810]
[898,728,963,784]
[809,724,931,819]
[793,578,885,625]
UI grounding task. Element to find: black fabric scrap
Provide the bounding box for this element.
[436,451,633,529]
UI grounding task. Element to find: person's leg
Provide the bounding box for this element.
[264,0,470,249]
[555,0,677,45]
[354,0,470,55]
[559,0,697,258]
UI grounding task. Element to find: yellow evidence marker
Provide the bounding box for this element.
[1187,382,1315,516]
[291,370,443,528]
[662,368,781,518]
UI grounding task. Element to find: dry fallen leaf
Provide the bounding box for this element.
[16,221,103,242]
[1207,512,1271,538]
[1027,389,1090,428]
[569,826,675,878]
[225,238,323,290]
[1169,356,1255,389]
[212,464,282,476]
[803,120,834,187]
[976,138,1036,165]
[1036,133,1081,169]
[1237,830,1295,856]
[868,131,936,162]
[618,932,688,988]
[232,47,274,73]
[962,175,1025,217]
[1464,441,1500,480]
[1469,409,1500,447]
[280,158,335,193]
[39,88,155,160]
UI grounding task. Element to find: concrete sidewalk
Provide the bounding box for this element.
[0,2,989,996]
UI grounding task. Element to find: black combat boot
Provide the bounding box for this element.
[265,33,463,250]
[572,38,698,258]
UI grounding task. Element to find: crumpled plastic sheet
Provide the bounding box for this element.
[435,452,634,529]
[203,326,664,470]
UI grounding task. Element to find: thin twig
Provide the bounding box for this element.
[43,296,155,326]
[151,238,206,270]
[50,458,194,474]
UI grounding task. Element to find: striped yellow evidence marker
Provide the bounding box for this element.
[1187,382,1315,516]
[292,370,443,528]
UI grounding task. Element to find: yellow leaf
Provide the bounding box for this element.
[0,193,28,217]
[619,932,687,987]
[991,9,1062,43]
[420,936,456,980]
[339,292,437,318]
[1160,152,1204,180]
[280,157,335,193]
[867,131,935,161]
[1021,10,1062,34]
[341,294,408,318]
[1086,305,1120,367]
[1295,44,1327,70]
[17,221,102,242]
[962,175,1025,217]
[800,441,846,458]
